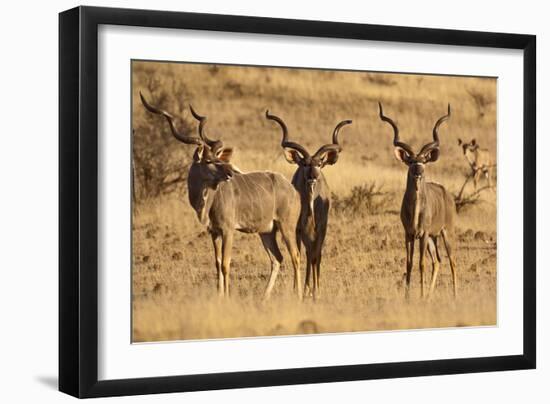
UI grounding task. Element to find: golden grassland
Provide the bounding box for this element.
[132,61,497,342]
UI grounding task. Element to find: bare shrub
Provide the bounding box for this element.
[454,171,494,213]
[455,192,482,213]
[224,79,244,97]
[363,73,396,86]
[331,182,392,216]
[133,66,193,201]
[454,186,492,213]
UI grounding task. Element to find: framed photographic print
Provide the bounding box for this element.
[59,6,536,398]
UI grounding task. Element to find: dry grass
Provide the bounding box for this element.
[132,61,497,342]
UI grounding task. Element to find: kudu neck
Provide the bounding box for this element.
[405,171,427,200]
[187,163,218,225]
[293,167,328,233]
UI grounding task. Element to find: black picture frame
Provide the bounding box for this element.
[59,5,536,398]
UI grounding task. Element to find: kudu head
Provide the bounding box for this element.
[457,138,479,155]
[265,110,352,205]
[379,102,451,190]
[140,92,236,189]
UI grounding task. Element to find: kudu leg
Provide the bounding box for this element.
[314,255,322,298]
[296,228,302,255]
[441,229,458,297]
[303,250,313,298]
[221,233,234,297]
[313,232,327,299]
[405,234,414,298]
[311,255,323,300]
[304,243,320,299]
[211,233,224,297]
[473,169,481,191]
[297,230,314,297]
[306,257,321,301]
[259,231,284,300]
[279,225,303,300]
[427,237,441,299]
[419,235,428,298]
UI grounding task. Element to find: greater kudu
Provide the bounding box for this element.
[265,111,352,298]
[140,93,302,299]
[379,103,458,298]
[457,138,494,190]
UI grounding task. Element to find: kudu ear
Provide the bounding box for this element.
[394,146,412,164]
[458,138,463,146]
[423,148,440,163]
[283,148,305,165]
[215,147,234,163]
[318,149,340,167]
[193,144,205,162]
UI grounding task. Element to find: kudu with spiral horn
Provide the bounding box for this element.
[266,111,352,298]
[457,138,494,191]
[140,92,303,299]
[379,103,458,298]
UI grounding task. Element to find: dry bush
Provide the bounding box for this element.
[363,73,396,87]
[455,190,484,213]
[132,64,193,201]
[453,169,496,213]
[454,184,495,213]
[331,182,393,216]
